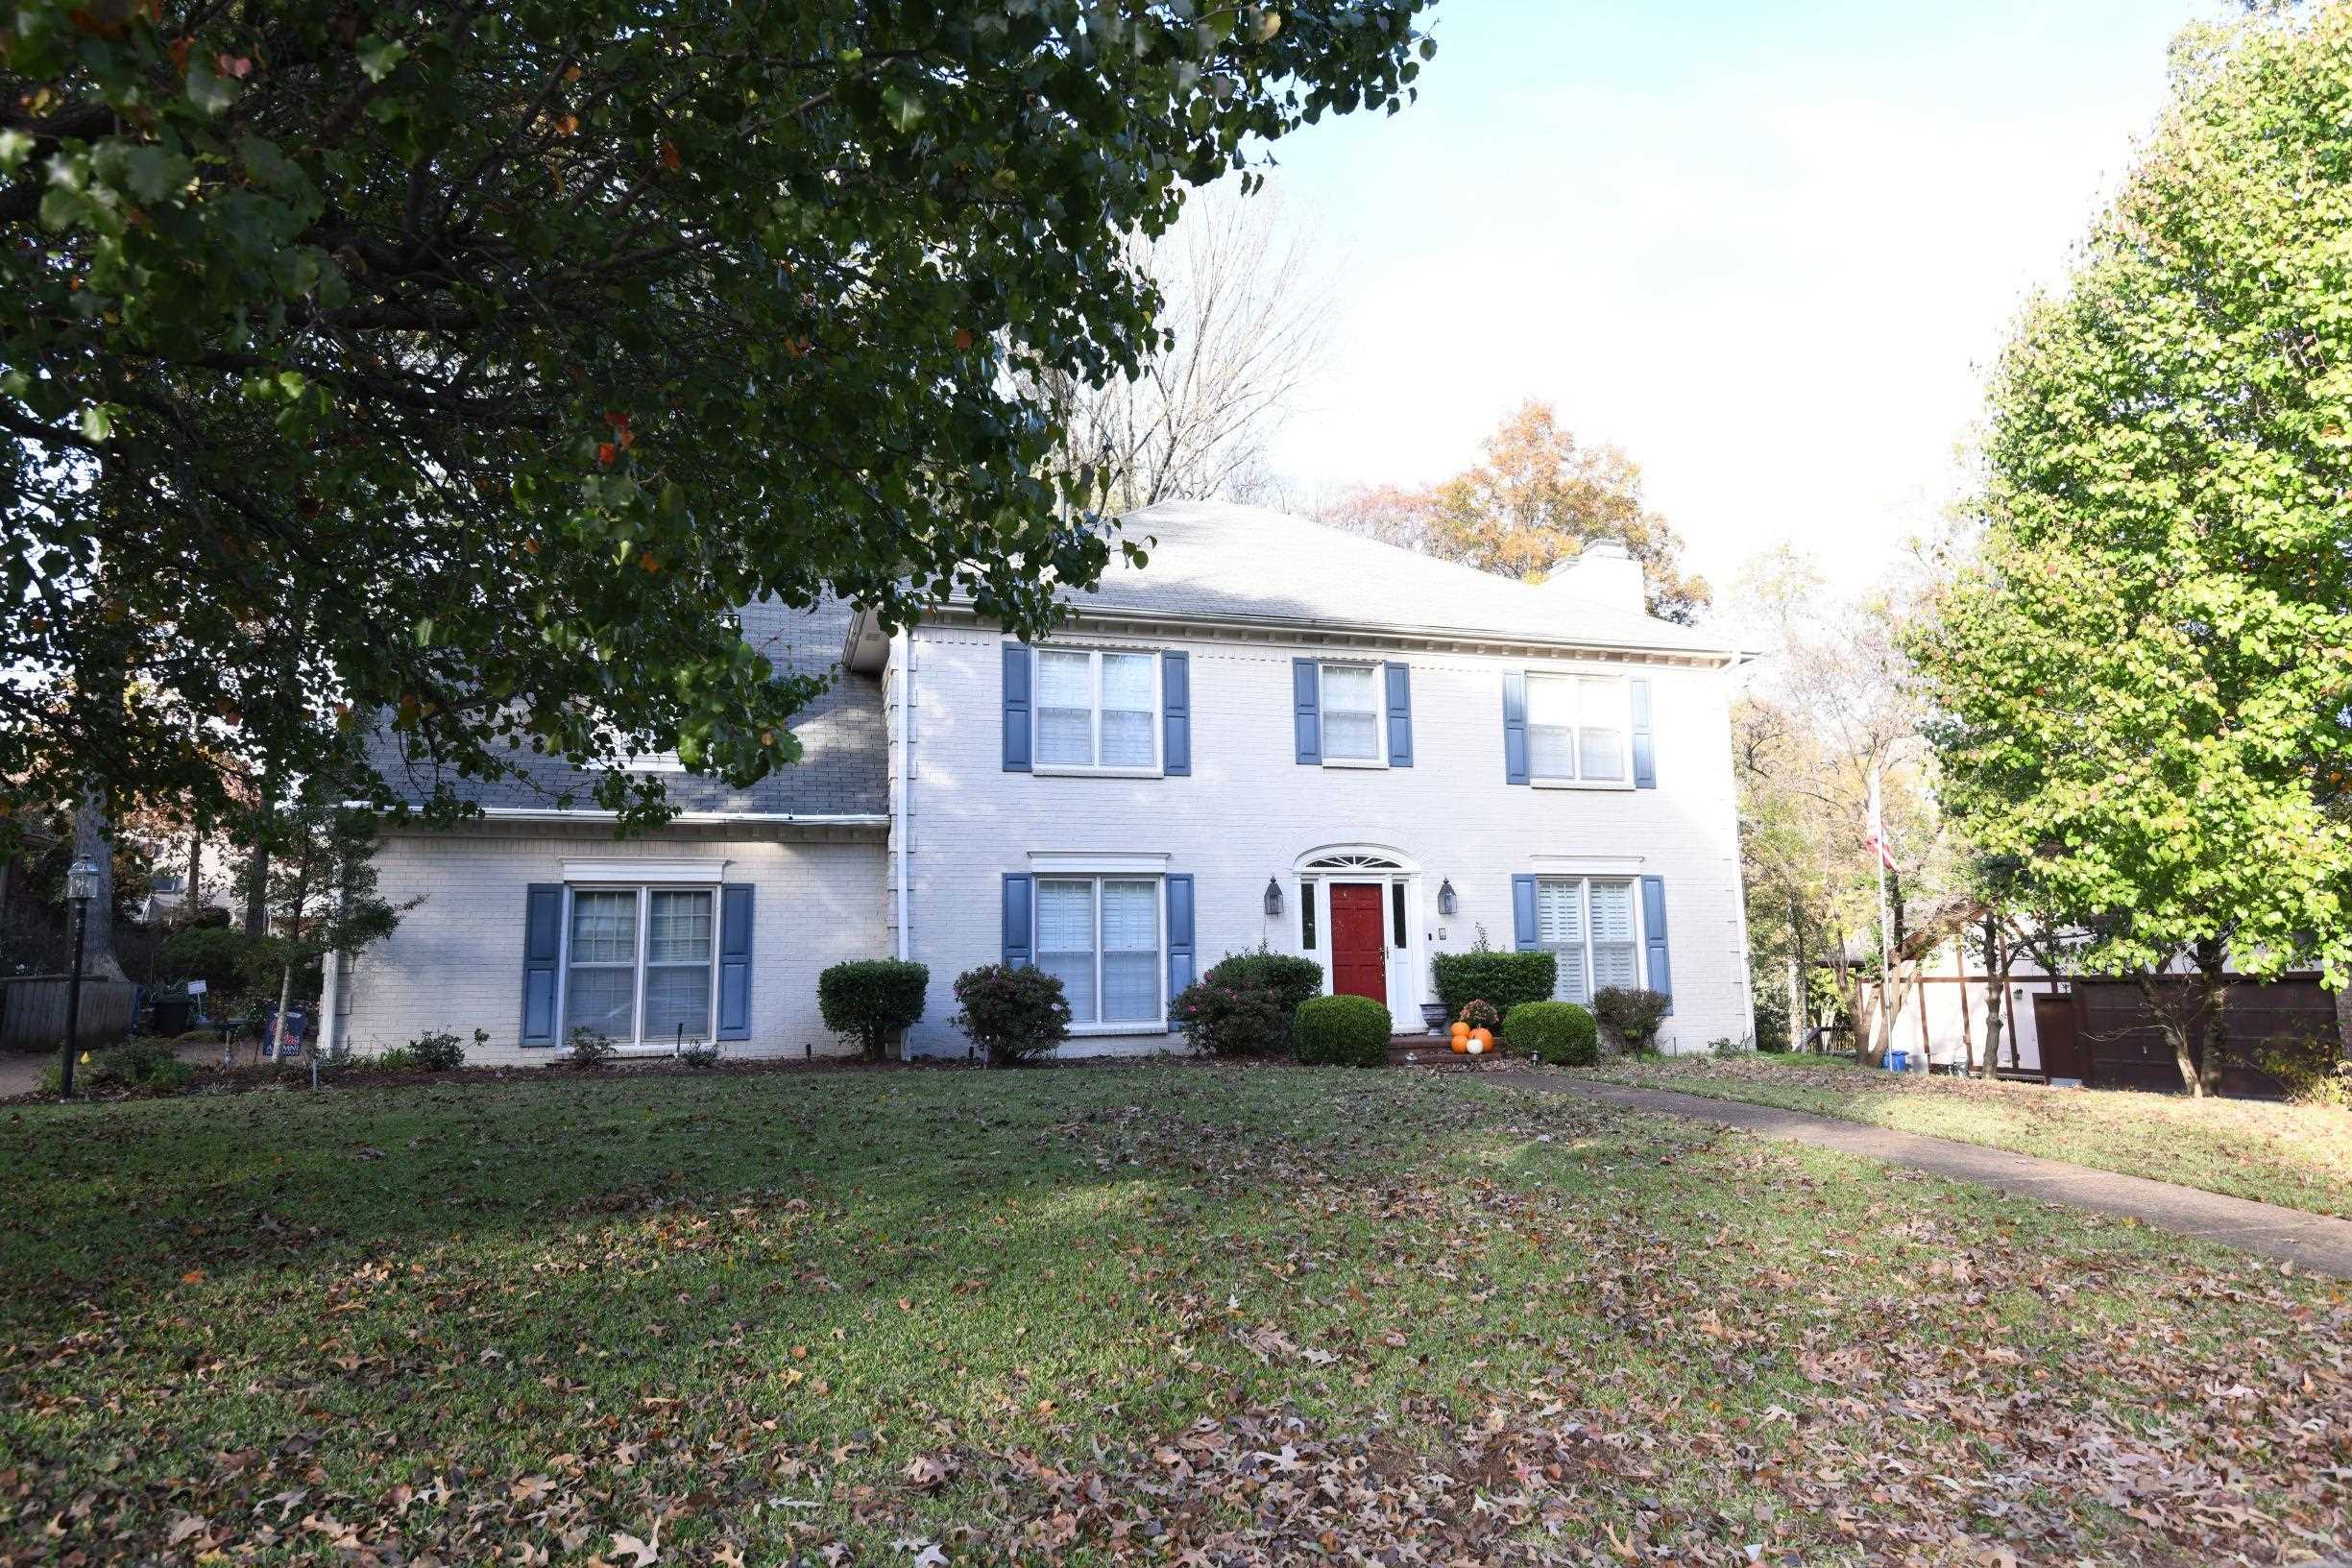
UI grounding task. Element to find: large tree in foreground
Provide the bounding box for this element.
[1,0,1434,842]
[1912,6,2352,1096]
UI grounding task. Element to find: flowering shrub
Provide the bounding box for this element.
[1171,977,1290,1057]
[952,964,1071,1066]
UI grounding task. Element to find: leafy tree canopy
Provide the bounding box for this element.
[1,0,1434,840]
[1912,6,2352,986]
[1424,399,1709,622]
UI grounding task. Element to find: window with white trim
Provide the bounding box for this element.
[1536,877,1640,1004]
[1526,673,1630,784]
[1317,663,1384,762]
[564,886,717,1046]
[1036,875,1163,1025]
[1035,648,1159,771]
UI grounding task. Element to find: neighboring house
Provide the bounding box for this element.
[330,502,1758,1063]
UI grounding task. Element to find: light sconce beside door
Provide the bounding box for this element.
[1437,878,1458,916]
[1264,878,1284,917]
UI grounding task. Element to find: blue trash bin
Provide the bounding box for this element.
[1886,1049,1909,1073]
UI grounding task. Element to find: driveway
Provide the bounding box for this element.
[1489,1072,2352,1280]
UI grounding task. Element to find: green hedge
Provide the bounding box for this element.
[1201,949,1323,1052]
[1293,995,1392,1068]
[1501,1001,1597,1065]
[1431,950,1557,1019]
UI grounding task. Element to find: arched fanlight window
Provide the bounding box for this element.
[1301,853,1404,872]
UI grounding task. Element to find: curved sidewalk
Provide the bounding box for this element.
[1488,1073,2352,1279]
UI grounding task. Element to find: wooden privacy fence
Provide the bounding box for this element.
[1,977,139,1049]
[2068,976,2336,1096]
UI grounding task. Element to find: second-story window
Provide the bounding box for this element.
[1036,648,1159,771]
[1318,663,1384,762]
[1526,673,1630,784]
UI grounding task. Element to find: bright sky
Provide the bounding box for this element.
[1255,0,2220,597]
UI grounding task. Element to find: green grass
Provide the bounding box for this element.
[1580,1052,2352,1217]
[0,1064,2343,1564]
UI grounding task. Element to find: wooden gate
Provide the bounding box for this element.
[2032,994,2084,1082]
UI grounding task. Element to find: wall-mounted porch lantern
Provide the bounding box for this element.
[1437,878,1458,916]
[1263,878,1284,917]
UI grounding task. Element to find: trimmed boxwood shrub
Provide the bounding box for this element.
[1592,987,1672,1052]
[1293,994,1392,1068]
[818,958,931,1061]
[1431,950,1557,1020]
[1501,1001,1598,1065]
[953,964,1071,1066]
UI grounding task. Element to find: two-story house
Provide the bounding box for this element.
[330,501,1756,1061]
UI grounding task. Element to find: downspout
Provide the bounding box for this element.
[893,626,913,963]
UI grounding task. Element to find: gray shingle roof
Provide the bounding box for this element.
[1062,500,1738,657]
[365,594,885,818]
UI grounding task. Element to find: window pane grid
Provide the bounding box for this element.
[564,886,716,1047]
[1525,674,1627,782]
[1539,877,1639,1007]
[1036,876,1163,1026]
[1321,663,1381,760]
[1035,649,1157,770]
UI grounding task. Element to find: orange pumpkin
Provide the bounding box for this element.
[1450,1033,1469,1053]
[1450,1020,1469,1038]
[1470,1026,1494,1051]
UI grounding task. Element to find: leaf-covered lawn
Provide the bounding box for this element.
[1579,1053,2352,1218]
[0,1065,2345,1566]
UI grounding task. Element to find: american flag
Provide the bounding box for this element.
[1863,766,1896,871]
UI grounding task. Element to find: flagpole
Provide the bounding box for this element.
[1871,760,1894,1065]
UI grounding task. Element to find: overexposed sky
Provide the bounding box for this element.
[1250,0,2218,597]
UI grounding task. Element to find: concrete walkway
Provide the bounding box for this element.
[1487,1073,2352,1280]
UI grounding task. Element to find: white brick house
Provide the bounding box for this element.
[333,502,1757,1063]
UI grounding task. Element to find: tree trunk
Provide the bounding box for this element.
[242,838,271,937]
[1787,894,1806,1051]
[2138,974,2203,1098]
[2335,980,2351,1076]
[187,808,204,920]
[1979,917,2007,1081]
[70,795,129,982]
[2194,938,2229,1098]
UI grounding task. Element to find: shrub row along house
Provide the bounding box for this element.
[332,502,1757,1062]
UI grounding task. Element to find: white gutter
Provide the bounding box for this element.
[463,807,888,827]
[893,626,914,961]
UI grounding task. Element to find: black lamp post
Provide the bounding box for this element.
[61,855,99,1099]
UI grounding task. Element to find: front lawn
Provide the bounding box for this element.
[0,1065,2344,1565]
[1582,1052,2352,1218]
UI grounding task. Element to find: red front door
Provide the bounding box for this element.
[1329,883,1388,1004]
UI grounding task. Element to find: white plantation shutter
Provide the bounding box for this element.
[1525,675,1575,780]
[1099,653,1157,767]
[1589,880,1639,991]
[1036,879,1097,1022]
[1537,879,1589,1003]
[1319,664,1380,760]
[1099,880,1160,1022]
[1036,651,1095,765]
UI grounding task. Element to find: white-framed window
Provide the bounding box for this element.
[1035,647,1160,772]
[1036,875,1163,1026]
[562,885,718,1047]
[1526,673,1630,785]
[1536,877,1640,1005]
[1317,662,1385,763]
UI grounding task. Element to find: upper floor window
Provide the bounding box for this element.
[1526,673,1630,785]
[1036,648,1160,772]
[1316,663,1385,763]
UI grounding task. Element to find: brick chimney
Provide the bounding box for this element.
[1541,539,1646,616]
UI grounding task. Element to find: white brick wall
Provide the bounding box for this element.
[894,624,1754,1056]
[340,831,886,1065]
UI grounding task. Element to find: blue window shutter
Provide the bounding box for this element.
[1384,663,1414,767]
[1631,677,1657,789]
[1292,658,1321,764]
[1512,875,1540,952]
[1641,875,1673,1014]
[1502,672,1529,784]
[1002,874,1033,968]
[521,883,563,1046]
[1162,651,1191,776]
[1165,874,1195,1032]
[1002,643,1031,772]
[717,883,754,1040]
